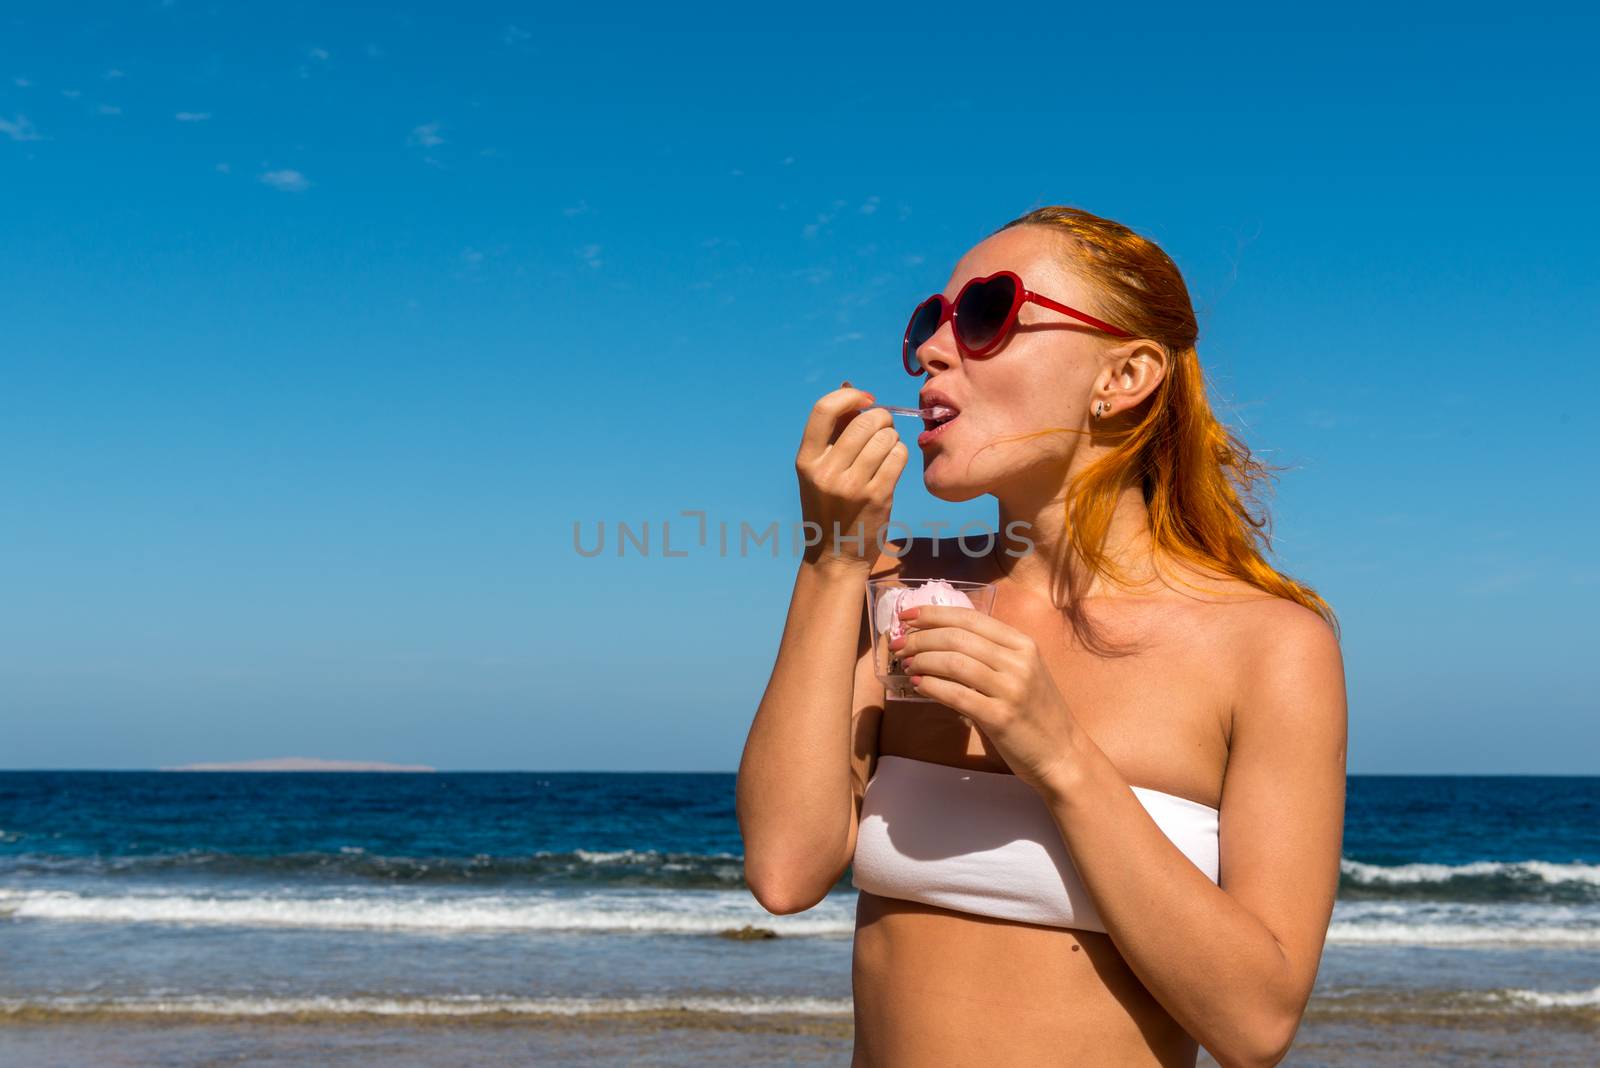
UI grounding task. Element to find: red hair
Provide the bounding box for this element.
[989,205,1339,649]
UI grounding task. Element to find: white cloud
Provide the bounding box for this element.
[97,104,122,116]
[103,68,124,80]
[803,207,840,239]
[61,88,80,98]
[365,42,384,59]
[503,25,532,45]
[860,195,880,215]
[577,243,602,269]
[409,122,444,147]
[12,76,30,88]
[461,245,512,271]
[563,199,591,216]
[216,162,232,173]
[0,115,43,141]
[260,169,310,192]
[175,111,211,122]
[297,47,330,79]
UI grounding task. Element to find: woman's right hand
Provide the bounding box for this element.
[795,382,909,576]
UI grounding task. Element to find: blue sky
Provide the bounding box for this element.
[2,3,1596,773]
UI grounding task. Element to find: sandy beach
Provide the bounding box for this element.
[4,1000,1597,1067]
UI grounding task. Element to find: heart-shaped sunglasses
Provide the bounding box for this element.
[902,269,1133,376]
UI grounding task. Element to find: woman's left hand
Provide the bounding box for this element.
[892,603,1082,800]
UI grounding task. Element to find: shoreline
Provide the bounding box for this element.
[2,1008,1594,1068]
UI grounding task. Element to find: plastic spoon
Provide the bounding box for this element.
[861,404,956,420]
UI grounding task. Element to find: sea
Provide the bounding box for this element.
[1,771,1596,1066]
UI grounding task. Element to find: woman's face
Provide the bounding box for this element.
[911,226,1128,503]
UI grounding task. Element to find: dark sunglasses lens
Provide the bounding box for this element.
[904,298,943,371]
[956,276,1017,351]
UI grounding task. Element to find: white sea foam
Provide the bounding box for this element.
[1501,984,1600,1009]
[0,886,856,937]
[0,992,855,1018]
[572,847,722,864]
[1308,985,1600,1018]
[6,885,1595,947]
[1327,899,1600,946]
[1341,858,1600,886]
[1325,922,1600,946]
[5,987,1594,1023]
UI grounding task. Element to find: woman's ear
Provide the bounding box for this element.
[1100,341,1168,410]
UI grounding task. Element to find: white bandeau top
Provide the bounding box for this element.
[850,754,1220,933]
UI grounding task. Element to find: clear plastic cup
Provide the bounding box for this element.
[866,577,1000,703]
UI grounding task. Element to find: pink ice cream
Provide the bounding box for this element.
[875,579,976,644]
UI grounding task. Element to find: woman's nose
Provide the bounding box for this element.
[914,323,959,375]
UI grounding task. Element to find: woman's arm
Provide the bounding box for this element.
[1038,603,1347,1068]
[738,556,879,912]
[737,388,907,913]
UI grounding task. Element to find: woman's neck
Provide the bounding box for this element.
[994,481,1161,600]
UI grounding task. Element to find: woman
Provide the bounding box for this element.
[736,205,1346,1067]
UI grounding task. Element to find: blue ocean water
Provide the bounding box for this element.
[1,771,1597,1025]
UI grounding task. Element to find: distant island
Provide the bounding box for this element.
[161,757,436,772]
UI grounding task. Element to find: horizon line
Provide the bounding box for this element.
[1,768,1597,777]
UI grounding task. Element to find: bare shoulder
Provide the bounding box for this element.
[1227,594,1347,749]
[1155,562,1330,645]
[1144,561,1343,744]
[1232,595,1342,672]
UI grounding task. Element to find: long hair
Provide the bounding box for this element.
[988,205,1339,651]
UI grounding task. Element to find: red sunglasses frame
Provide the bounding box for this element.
[902,269,1134,376]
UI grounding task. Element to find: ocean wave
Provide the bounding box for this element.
[1502,984,1600,1009]
[0,992,855,1021]
[0,847,752,889]
[1305,985,1600,1022]
[3,986,1596,1026]
[1340,858,1600,903]
[1327,899,1599,947]
[12,849,1599,903]
[0,886,856,937]
[5,882,1595,948]
[1325,921,1600,947]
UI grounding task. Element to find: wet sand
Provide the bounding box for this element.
[3,1003,1595,1067]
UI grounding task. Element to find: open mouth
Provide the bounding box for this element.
[917,403,960,447]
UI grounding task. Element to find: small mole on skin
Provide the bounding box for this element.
[1070,945,1080,952]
